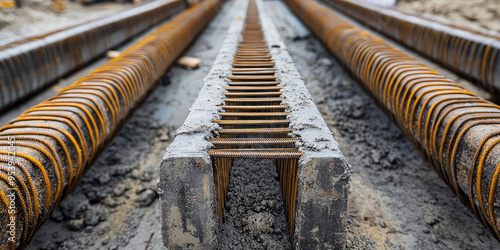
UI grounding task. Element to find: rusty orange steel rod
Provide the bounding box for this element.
[0,0,221,248]
[0,0,185,113]
[286,0,500,241]
[321,0,500,94]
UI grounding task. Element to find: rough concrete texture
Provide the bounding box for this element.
[267,0,500,248]
[157,1,247,248]
[257,0,350,248]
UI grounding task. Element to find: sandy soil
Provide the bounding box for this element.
[396,0,500,33]
[0,0,138,42]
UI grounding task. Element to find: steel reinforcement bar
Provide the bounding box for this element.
[321,0,500,93]
[159,0,349,248]
[0,0,220,248]
[0,0,184,113]
[207,0,303,239]
[286,0,500,240]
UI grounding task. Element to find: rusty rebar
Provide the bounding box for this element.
[0,0,185,113]
[207,0,303,240]
[286,0,500,240]
[321,0,500,94]
[0,0,220,248]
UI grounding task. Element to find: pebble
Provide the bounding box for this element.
[113,184,129,197]
[136,186,146,194]
[431,234,439,243]
[380,220,386,228]
[68,219,85,231]
[84,226,94,234]
[135,189,157,207]
[103,197,118,208]
[50,209,64,222]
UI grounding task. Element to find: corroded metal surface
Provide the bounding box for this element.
[0,0,184,113]
[286,0,500,241]
[0,0,220,248]
[321,0,500,93]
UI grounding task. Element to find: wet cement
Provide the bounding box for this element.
[219,159,292,250]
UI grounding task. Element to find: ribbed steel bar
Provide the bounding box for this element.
[321,0,500,94]
[0,0,184,113]
[207,0,303,240]
[0,0,220,248]
[286,0,500,241]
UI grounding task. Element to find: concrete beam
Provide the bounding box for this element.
[157,1,248,248]
[257,0,351,248]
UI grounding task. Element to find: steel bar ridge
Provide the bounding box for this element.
[286,0,500,241]
[0,0,184,113]
[0,0,220,248]
[322,0,500,94]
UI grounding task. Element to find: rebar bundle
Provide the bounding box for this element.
[207,0,303,239]
[0,0,184,113]
[286,0,500,241]
[322,0,500,93]
[0,0,220,248]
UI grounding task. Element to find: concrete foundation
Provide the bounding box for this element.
[158,0,350,248]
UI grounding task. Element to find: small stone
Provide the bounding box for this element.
[103,197,117,208]
[83,210,100,226]
[84,226,94,234]
[431,234,439,243]
[135,189,158,207]
[68,219,85,231]
[52,232,59,239]
[136,186,146,194]
[102,238,109,246]
[129,169,141,179]
[96,174,110,185]
[423,227,430,234]
[160,132,170,142]
[380,220,386,228]
[113,184,129,197]
[50,209,64,222]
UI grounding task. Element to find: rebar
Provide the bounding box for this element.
[207,0,304,240]
[0,0,184,113]
[286,0,500,241]
[0,0,220,248]
[321,0,500,94]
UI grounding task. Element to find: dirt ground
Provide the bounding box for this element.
[0,0,140,43]
[396,0,500,33]
[2,0,500,249]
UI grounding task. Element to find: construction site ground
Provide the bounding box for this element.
[0,0,499,249]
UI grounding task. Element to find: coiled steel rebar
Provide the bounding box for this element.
[207,0,303,239]
[321,0,500,94]
[0,0,184,113]
[0,0,220,248]
[286,0,500,241]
